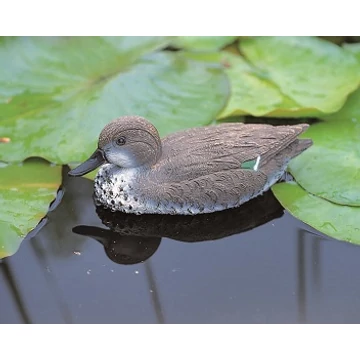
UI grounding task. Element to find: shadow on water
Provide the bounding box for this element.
[1,166,360,323]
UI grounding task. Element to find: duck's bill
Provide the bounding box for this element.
[72,225,112,245]
[68,149,105,177]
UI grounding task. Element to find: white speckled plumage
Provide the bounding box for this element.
[69,115,313,215]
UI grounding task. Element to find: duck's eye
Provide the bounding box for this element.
[116,136,126,146]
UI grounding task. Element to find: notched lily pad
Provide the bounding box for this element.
[272,182,360,245]
[0,160,61,258]
[289,89,360,206]
[217,51,303,118]
[0,37,229,164]
[239,36,360,115]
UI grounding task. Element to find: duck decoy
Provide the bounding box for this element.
[68,116,312,215]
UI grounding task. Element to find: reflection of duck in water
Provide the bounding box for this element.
[69,116,311,215]
[73,191,284,265]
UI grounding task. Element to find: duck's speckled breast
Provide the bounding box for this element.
[94,164,145,214]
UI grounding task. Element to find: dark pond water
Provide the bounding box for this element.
[1,167,359,324]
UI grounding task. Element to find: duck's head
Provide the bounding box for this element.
[68,115,162,177]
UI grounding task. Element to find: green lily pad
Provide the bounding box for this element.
[172,36,237,50]
[0,37,229,164]
[239,36,360,115]
[0,160,61,259]
[343,43,360,59]
[217,52,303,118]
[288,89,360,206]
[272,182,360,245]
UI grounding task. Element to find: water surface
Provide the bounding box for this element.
[0,169,359,324]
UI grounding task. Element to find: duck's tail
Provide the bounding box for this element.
[275,123,313,160]
[260,124,313,188]
[284,137,313,159]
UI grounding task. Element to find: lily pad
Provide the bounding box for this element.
[343,43,360,59]
[217,52,302,118]
[272,182,360,245]
[239,36,360,115]
[0,37,229,164]
[288,89,360,206]
[172,36,237,50]
[0,160,61,258]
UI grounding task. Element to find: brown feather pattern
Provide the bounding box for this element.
[89,116,312,215]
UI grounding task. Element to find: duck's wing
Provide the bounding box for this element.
[158,122,310,183]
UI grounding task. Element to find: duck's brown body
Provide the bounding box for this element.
[80,117,313,215]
